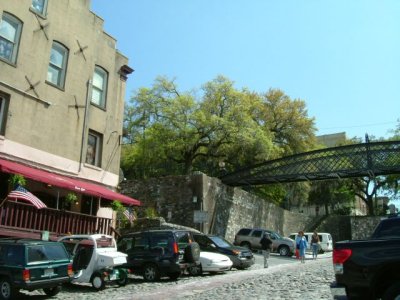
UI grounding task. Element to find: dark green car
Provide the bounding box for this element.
[0,239,73,299]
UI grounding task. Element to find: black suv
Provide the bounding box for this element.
[0,239,72,299]
[117,229,200,281]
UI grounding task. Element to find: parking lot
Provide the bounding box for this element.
[16,251,345,300]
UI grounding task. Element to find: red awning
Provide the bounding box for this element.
[0,158,140,206]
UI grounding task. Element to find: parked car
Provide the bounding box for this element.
[288,232,333,253]
[192,233,254,269]
[234,228,295,256]
[0,238,73,299]
[188,251,232,275]
[117,229,200,281]
[333,215,400,300]
[58,234,129,290]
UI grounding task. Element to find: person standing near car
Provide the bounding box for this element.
[298,231,308,263]
[295,231,301,259]
[260,232,273,268]
[311,231,320,260]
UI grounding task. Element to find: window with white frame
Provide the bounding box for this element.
[31,0,48,15]
[86,130,102,167]
[0,95,8,136]
[0,13,22,64]
[91,66,108,108]
[47,42,68,88]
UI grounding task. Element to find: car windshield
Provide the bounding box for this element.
[209,236,232,248]
[27,244,68,264]
[371,219,400,239]
[96,237,115,248]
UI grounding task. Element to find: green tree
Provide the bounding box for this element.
[309,180,355,215]
[123,76,275,176]
[259,89,317,155]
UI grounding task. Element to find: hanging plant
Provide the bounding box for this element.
[111,200,124,213]
[65,192,78,205]
[9,174,26,188]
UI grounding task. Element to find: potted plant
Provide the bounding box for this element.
[8,174,26,188]
[65,192,78,206]
[111,200,124,213]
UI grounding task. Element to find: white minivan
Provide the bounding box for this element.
[289,232,333,253]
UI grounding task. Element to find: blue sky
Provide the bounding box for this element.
[91,1,400,140]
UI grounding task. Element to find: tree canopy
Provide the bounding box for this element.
[123,76,317,180]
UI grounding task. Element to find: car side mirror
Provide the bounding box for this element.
[210,243,216,248]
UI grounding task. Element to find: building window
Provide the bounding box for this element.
[0,95,9,136]
[91,66,108,108]
[47,42,68,89]
[31,0,48,16]
[0,13,22,64]
[86,130,102,167]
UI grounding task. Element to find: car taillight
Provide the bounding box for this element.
[67,264,73,277]
[333,248,352,264]
[173,242,179,254]
[22,269,30,281]
[232,249,241,256]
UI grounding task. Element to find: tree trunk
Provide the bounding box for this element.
[367,194,375,216]
[184,157,193,175]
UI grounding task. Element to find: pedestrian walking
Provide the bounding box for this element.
[260,232,273,268]
[311,231,320,260]
[297,231,308,263]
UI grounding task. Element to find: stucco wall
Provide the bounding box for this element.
[0,0,128,186]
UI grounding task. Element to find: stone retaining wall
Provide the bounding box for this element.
[121,173,382,243]
[122,173,313,241]
[350,216,383,240]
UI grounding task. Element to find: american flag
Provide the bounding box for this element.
[7,185,47,209]
[123,208,135,223]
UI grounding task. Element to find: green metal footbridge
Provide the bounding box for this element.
[220,141,400,186]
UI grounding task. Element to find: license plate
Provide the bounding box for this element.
[109,274,117,280]
[333,264,343,274]
[44,268,55,276]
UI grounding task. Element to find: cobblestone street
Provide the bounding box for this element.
[19,254,344,300]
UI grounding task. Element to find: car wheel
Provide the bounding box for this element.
[116,269,129,286]
[240,242,251,250]
[188,264,202,276]
[43,286,61,296]
[168,272,181,280]
[382,281,400,300]
[143,264,160,282]
[279,245,290,256]
[91,273,105,290]
[0,279,17,300]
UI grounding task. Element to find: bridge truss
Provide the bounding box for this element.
[220,141,400,186]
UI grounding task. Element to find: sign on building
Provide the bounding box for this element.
[193,210,208,223]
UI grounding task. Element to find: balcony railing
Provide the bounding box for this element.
[0,201,113,238]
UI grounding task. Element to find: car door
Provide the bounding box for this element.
[250,230,263,249]
[120,233,149,271]
[268,231,279,252]
[149,232,174,260]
